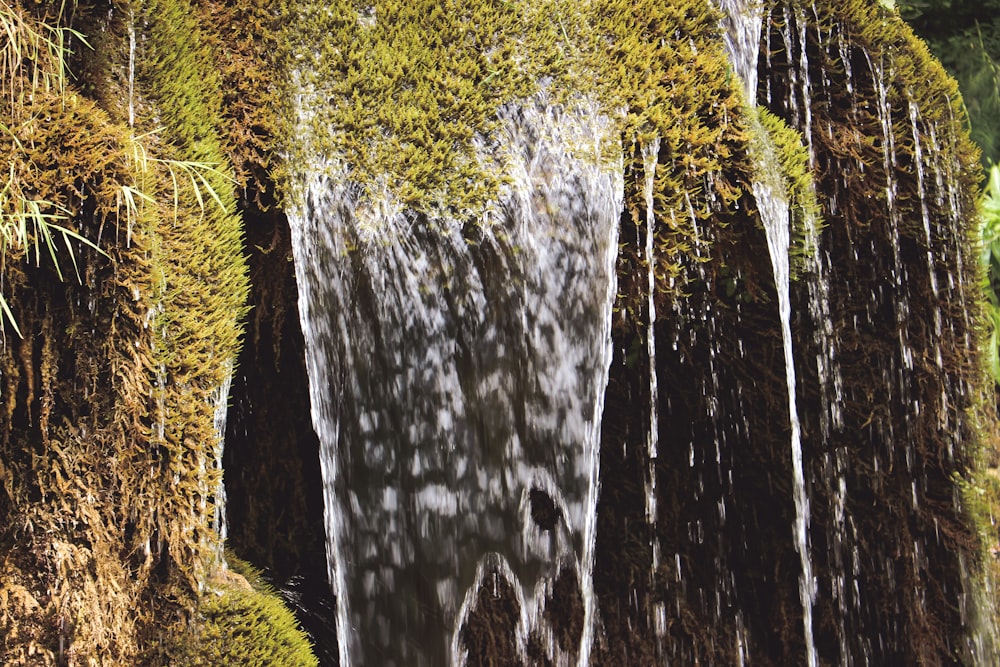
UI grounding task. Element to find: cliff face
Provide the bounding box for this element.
[0,0,992,665]
[600,2,991,663]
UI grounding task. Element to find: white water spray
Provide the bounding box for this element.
[641,138,668,644]
[287,90,621,666]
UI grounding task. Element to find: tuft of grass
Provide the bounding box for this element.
[0,0,89,110]
[0,171,111,337]
[0,1,105,337]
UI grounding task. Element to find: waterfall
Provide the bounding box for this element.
[210,362,234,554]
[258,2,996,664]
[717,2,817,665]
[287,92,622,666]
[755,179,818,667]
[640,138,667,645]
[718,0,762,102]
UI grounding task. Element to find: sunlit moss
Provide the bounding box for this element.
[282,0,749,311]
[0,0,250,662]
[170,557,318,667]
[130,0,250,596]
[0,5,159,660]
[748,105,822,274]
[284,0,544,216]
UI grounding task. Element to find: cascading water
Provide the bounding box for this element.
[718,2,818,664]
[640,137,664,645]
[242,2,1000,665]
[754,179,818,667]
[210,363,233,556]
[755,3,995,664]
[287,92,622,665]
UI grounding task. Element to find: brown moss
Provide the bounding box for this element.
[458,561,524,667]
[0,0,251,662]
[0,43,162,660]
[199,0,286,210]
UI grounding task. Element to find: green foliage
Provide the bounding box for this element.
[899,2,1000,164]
[929,24,1000,164]
[898,0,1000,34]
[172,557,318,667]
[981,164,1000,381]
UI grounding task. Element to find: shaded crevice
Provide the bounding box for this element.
[222,208,336,661]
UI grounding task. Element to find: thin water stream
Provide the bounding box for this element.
[717,2,818,664]
[755,179,818,667]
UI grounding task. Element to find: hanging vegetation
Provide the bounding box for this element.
[0,0,261,662]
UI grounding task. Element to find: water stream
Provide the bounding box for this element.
[210,364,233,560]
[755,179,818,667]
[717,2,818,664]
[754,4,994,663]
[287,94,622,666]
[640,138,664,646]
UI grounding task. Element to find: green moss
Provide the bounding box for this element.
[0,0,253,661]
[747,106,822,275]
[199,0,287,209]
[171,557,318,667]
[129,0,250,592]
[599,0,747,281]
[285,0,544,215]
[283,0,749,322]
[0,5,164,660]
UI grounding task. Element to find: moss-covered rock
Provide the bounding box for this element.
[285,0,748,284]
[0,0,994,664]
[0,0,251,662]
[170,557,318,667]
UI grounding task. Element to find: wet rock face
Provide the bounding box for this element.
[757,4,984,664]
[223,209,326,583]
[224,2,988,666]
[457,560,524,667]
